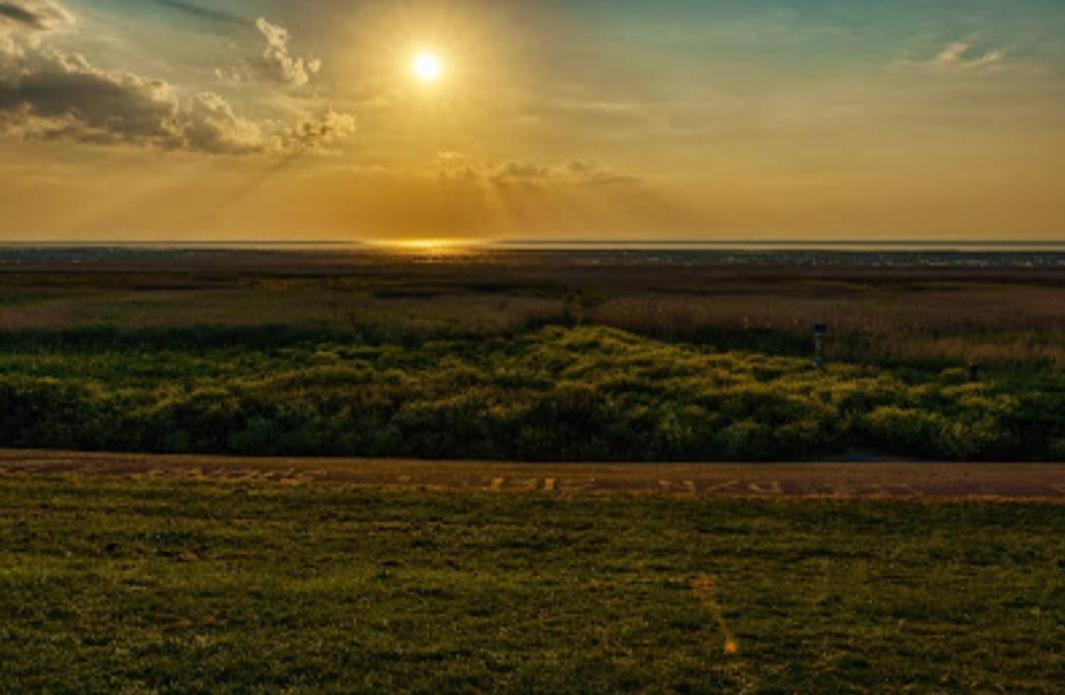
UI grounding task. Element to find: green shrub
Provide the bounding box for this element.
[0,325,1057,461]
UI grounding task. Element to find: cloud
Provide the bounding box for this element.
[0,43,264,153]
[152,0,248,27]
[255,17,320,87]
[436,153,640,188]
[184,91,266,153]
[283,110,356,152]
[0,28,353,154]
[905,42,1007,73]
[0,0,72,32]
[553,160,641,187]
[932,42,1005,70]
[0,1,353,154]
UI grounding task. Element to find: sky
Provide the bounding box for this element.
[0,0,1063,242]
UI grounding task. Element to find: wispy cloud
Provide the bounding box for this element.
[932,42,1005,70]
[904,41,1007,73]
[435,152,640,188]
[0,0,72,32]
[151,0,248,27]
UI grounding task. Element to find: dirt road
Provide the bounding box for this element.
[3,449,1065,501]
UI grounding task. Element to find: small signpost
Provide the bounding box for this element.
[813,323,828,371]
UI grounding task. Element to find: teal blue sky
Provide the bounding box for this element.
[1,0,1063,240]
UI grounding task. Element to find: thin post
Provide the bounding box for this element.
[813,323,828,371]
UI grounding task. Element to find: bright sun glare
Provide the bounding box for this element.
[411,51,443,82]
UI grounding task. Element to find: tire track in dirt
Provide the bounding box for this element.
[2,450,1064,501]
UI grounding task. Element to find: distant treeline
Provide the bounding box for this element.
[2,325,1063,461]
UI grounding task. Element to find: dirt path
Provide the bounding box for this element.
[3,449,1065,501]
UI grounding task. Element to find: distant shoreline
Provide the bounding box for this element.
[3,239,1065,253]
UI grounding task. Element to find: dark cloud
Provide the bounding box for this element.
[0,1,352,154]
[152,0,247,26]
[283,110,356,151]
[0,46,261,153]
[0,0,72,31]
[0,40,352,154]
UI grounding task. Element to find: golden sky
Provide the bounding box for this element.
[1,0,1063,242]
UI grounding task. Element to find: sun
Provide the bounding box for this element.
[411,51,443,82]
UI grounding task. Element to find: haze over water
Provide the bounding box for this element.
[3,240,1065,270]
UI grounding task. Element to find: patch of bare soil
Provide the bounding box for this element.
[3,450,1064,502]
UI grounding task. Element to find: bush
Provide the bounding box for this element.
[0,325,1057,461]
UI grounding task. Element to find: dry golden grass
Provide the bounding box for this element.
[588,286,1065,366]
[3,259,1064,367]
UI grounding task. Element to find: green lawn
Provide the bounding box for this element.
[1,476,1063,693]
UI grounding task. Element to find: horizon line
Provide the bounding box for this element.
[3,238,1065,247]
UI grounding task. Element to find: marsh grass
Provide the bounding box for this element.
[4,270,1064,368]
[588,288,1065,368]
[3,267,1065,460]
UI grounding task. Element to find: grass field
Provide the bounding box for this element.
[1,475,1063,693]
[4,251,1065,461]
[4,249,1065,368]
[3,251,1065,692]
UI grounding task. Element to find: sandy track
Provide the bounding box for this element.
[3,449,1065,502]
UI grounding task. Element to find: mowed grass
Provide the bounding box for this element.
[1,476,1063,693]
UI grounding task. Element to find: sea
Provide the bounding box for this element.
[1,240,1065,269]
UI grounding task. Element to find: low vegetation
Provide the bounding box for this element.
[1,476,1063,693]
[3,258,1065,460]
[2,324,1064,460]
[5,260,1065,369]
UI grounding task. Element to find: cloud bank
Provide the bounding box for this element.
[436,152,640,188]
[0,42,266,153]
[0,2,352,154]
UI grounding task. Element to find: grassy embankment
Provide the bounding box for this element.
[1,475,1063,693]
